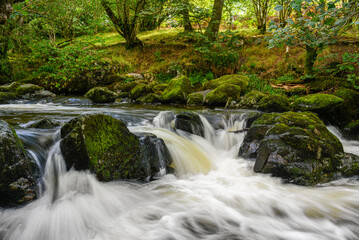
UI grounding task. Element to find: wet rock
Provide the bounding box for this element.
[187,92,204,106]
[135,93,160,104]
[340,153,359,177]
[0,82,20,92]
[137,133,173,181]
[30,90,56,98]
[84,87,117,103]
[160,76,192,104]
[130,83,152,100]
[15,84,43,95]
[175,112,204,137]
[60,114,141,181]
[0,120,37,207]
[203,74,249,91]
[257,95,291,112]
[205,83,241,106]
[343,120,359,140]
[0,92,17,103]
[332,88,359,127]
[27,118,59,129]
[239,111,344,185]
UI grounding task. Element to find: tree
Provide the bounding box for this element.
[101,0,146,48]
[274,0,292,27]
[251,0,271,34]
[268,0,359,77]
[205,0,225,39]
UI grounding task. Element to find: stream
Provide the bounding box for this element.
[1,97,359,240]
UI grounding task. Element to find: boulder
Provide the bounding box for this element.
[60,114,172,181]
[174,112,204,137]
[340,153,359,177]
[137,133,173,181]
[332,88,359,127]
[160,76,192,104]
[84,87,117,103]
[130,83,152,100]
[152,84,168,93]
[110,81,137,93]
[203,74,249,91]
[0,120,37,207]
[30,90,56,98]
[237,91,266,109]
[0,82,20,92]
[0,92,17,104]
[205,83,241,106]
[187,92,204,106]
[15,84,43,95]
[343,120,359,140]
[257,95,291,112]
[293,93,344,112]
[135,93,160,104]
[239,111,344,185]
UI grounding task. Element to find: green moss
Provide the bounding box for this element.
[160,76,192,104]
[0,92,18,103]
[237,90,266,109]
[205,83,241,106]
[85,87,117,103]
[15,84,43,95]
[136,93,160,103]
[257,95,291,112]
[294,94,344,112]
[0,82,20,92]
[203,74,249,91]
[187,93,204,106]
[152,84,168,93]
[130,83,152,99]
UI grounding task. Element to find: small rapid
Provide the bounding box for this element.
[1,103,359,240]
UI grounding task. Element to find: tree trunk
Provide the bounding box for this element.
[182,0,193,32]
[305,45,318,76]
[205,0,224,40]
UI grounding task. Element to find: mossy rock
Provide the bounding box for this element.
[340,153,359,177]
[203,74,249,92]
[110,81,137,93]
[332,88,359,127]
[15,84,43,95]
[160,76,192,104]
[136,93,160,104]
[85,87,117,103]
[205,83,241,106]
[152,84,168,93]
[237,91,266,109]
[293,94,344,112]
[130,83,152,99]
[60,114,143,181]
[307,77,350,93]
[239,111,344,185]
[343,120,359,140]
[27,118,59,129]
[0,92,18,104]
[0,120,37,207]
[284,87,307,96]
[0,82,21,92]
[257,95,291,112]
[187,92,204,106]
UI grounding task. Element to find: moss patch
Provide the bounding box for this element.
[205,83,241,106]
[160,76,192,104]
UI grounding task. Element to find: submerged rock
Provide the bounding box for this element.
[60,114,172,181]
[203,74,249,91]
[205,83,241,106]
[160,76,192,104]
[0,120,37,207]
[239,111,344,185]
[27,118,59,129]
[175,112,204,137]
[84,87,117,103]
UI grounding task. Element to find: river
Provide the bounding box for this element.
[1,98,359,240]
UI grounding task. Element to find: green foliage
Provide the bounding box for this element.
[246,74,284,95]
[25,40,105,90]
[337,53,359,89]
[188,71,214,84]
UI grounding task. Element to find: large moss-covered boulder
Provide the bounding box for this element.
[0,82,20,92]
[130,83,152,99]
[257,95,291,112]
[239,111,344,185]
[332,88,359,127]
[135,93,160,104]
[187,92,204,106]
[174,112,204,137]
[84,87,117,103]
[15,84,43,95]
[152,84,168,93]
[60,114,172,181]
[0,120,37,207]
[110,81,137,93]
[160,76,192,104]
[343,120,359,140]
[293,93,344,112]
[60,114,141,181]
[203,74,249,91]
[205,83,241,106]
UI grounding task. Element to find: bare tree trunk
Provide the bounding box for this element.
[182,0,193,32]
[205,0,224,40]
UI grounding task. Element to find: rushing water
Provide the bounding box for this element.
[1,99,359,240]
